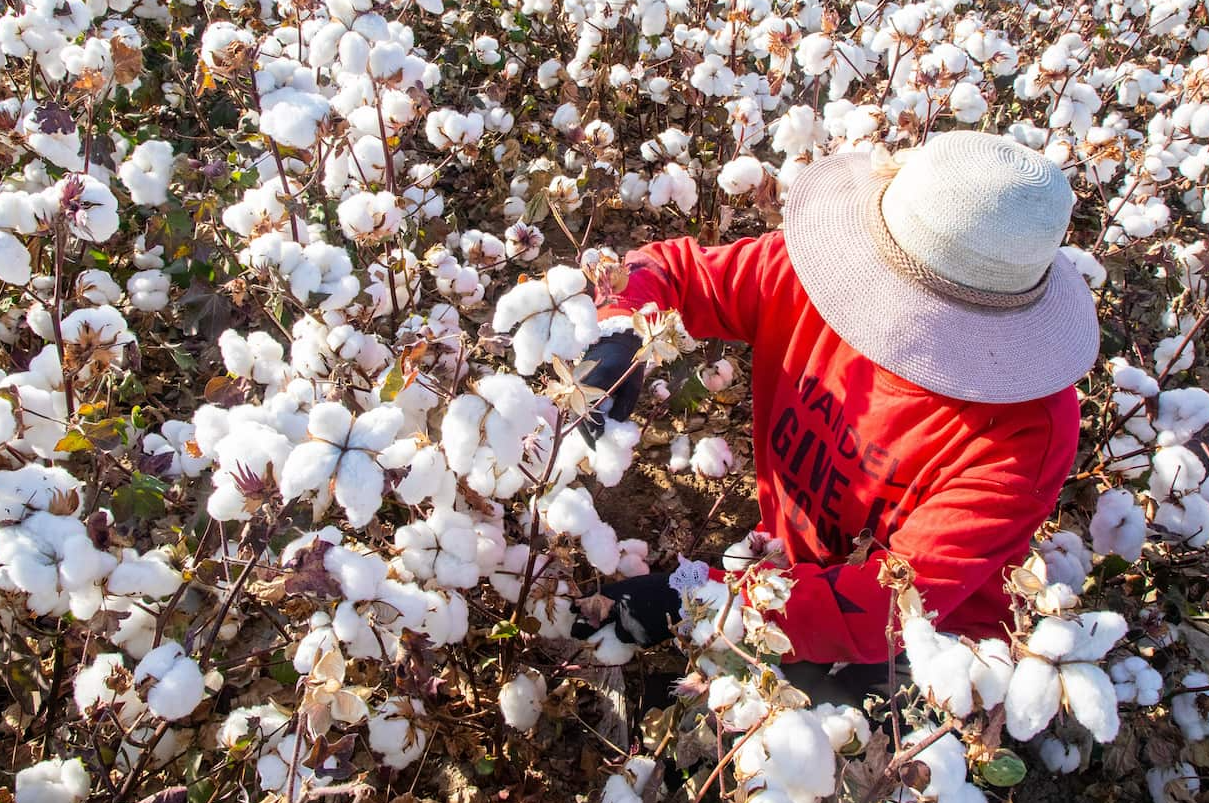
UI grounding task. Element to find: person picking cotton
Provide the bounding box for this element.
[573,131,1100,699]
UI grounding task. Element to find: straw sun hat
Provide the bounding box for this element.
[783,130,1100,404]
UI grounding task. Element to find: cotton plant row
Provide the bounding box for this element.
[0,0,1205,799]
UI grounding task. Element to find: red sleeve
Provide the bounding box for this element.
[745,395,1079,665]
[598,234,778,344]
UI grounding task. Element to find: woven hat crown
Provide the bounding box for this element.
[880,131,1074,295]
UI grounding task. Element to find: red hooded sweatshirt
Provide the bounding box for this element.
[596,232,1080,665]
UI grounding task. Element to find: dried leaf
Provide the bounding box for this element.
[574,593,615,628]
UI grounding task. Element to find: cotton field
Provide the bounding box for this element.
[0,0,1207,801]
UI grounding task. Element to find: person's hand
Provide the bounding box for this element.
[571,573,681,647]
[578,331,643,445]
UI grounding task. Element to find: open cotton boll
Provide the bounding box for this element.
[118,140,174,206]
[1059,661,1120,742]
[734,709,836,801]
[690,436,734,477]
[601,756,658,803]
[1172,671,1209,740]
[1029,611,1127,662]
[73,653,145,726]
[1154,493,1209,545]
[0,511,117,618]
[218,703,291,751]
[708,675,769,731]
[1110,656,1163,705]
[15,758,90,803]
[53,174,119,242]
[669,433,691,472]
[133,641,205,721]
[107,547,182,599]
[1149,445,1206,499]
[587,419,640,486]
[588,623,638,665]
[1039,737,1081,774]
[1004,655,1061,741]
[545,486,620,573]
[126,269,170,312]
[1101,433,1149,478]
[617,539,650,577]
[700,359,735,393]
[499,670,547,731]
[492,265,600,375]
[686,579,746,649]
[1147,763,1201,803]
[815,703,872,753]
[259,87,329,149]
[1037,530,1093,588]
[718,155,766,195]
[0,230,32,285]
[648,162,698,213]
[75,268,122,305]
[1108,356,1160,397]
[1154,387,1209,446]
[902,727,969,800]
[368,697,427,769]
[1089,488,1146,562]
[1154,336,1194,375]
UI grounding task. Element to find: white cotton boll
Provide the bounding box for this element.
[617,539,650,577]
[1110,656,1163,705]
[76,269,122,305]
[700,359,735,392]
[690,437,733,477]
[0,398,16,444]
[324,546,387,603]
[589,623,638,665]
[1150,445,1206,499]
[1036,582,1080,615]
[1155,387,1209,446]
[107,548,182,599]
[118,140,174,206]
[259,87,329,150]
[0,230,32,285]
[1148,763,1201,803]
[73,653,145,726]
[1038,530,1093,588]
[1089,488,1146,562]
[1059,661,1120,742]
[15,758,90,803]
[218,703,291,751]
[1059,245,1106,289]
[499,670,547,731]
[1155,336,1194,374]
[421,589,470,646]
[949,81,988,123]
[717,155,765,195]
[904,728,967,799]
[1039,737,1080,774]
[588,419,640,486]
[814,703,871,753]
[969,638,1013,710]
[902,616,975,716]
[126,269,170,312]
[368,698,427,770]
[648,162,698,213]
[735,709,836,801]
[1004,656,1061,741]
[133,641,205,721]
[669,434,692,472]
[1102,434,1149,478]
[1172,671,1209,740]
[1029,612,1127,662]
[54,175,119,242]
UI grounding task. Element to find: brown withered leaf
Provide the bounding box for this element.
[203,375,248,408]
[847,532,878,566]
[1102,720,1141,779]
[111,39,144,86]
[840,728,892,800]
[283,540,343,599]
[898,760,931,791]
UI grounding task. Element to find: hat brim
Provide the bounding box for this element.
[782,152,1101,404]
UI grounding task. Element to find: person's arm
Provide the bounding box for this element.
[597,233,782,344]
[758,399,1080,665]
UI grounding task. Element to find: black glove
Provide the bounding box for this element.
[578,331,643,445]
[572,573,681,647]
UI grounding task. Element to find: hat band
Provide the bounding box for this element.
[866,183,1050,310]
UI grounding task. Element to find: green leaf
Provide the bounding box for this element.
[82,417,128,451]
[668,373,710,414]
[269,650,301,686]
[1098,554,1134,581]
[474,754,496,776]
[979,748,1027,787]
[112,471,170,522]
[118,371,146,403]
[487,620,520,640]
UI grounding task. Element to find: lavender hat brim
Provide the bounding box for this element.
[782,152,1100,404]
